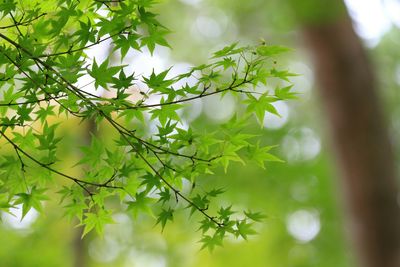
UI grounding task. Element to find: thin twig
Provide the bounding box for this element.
[0,130,123,190]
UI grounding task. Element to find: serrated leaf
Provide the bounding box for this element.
[244,210,267,222]
[200,234,223,252]
[88,58,121,89]
[256,45,291,57]
[247,142,283,169]
[81,209,114,237]
[236,220,257,240]
[126,191,154,218]
[156,208,174,231]
[14,187,49,220]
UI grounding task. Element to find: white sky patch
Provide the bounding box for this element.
[145,114,161,137]
[119,47,170,109]
[107,213,133,240]
[194,16,223,39]
[77,42,170,100]
[165,62,203,122]
[125,249,167,267]
[176,120,190,131]
[192,8,229,40]
[263,101,290,130]
[282,127,321,163]
[167,62,198,88]
[203,94,236,123]
[125,47,170,78]
[75,36,112,96]
[184,98,203,122]
[344,0,392,46]
[89,236,121,263]
[384,0,400,28]
[288,62,313,96]
[287,209,321,243]
[179,0,203,7]
[1,204,39,230]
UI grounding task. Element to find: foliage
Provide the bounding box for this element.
[0,0,295,250]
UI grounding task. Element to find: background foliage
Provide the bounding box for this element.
[1,0,399,266]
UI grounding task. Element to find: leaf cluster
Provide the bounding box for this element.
[0,0,296,251]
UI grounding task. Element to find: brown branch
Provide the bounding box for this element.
[35,26,132,58]
[0,130,122,190]
[0,13,47,29]
[0,94,68,107]
[0,31,258,228]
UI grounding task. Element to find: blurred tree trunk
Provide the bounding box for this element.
[73,224,87,267]
[72,119,97,267]
[289,1,400,267]
[72,0,119,259]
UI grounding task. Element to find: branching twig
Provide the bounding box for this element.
[35,26,132,58]
[0,130,123,190]
[0,13,47,29]
[0,32,263,228]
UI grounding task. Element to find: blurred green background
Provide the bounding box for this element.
[1,0,400,266]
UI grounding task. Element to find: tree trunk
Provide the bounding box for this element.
[298,5,400,267]
[72,118,97,267]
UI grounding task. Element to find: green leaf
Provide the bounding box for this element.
[198,218,216,233]
[200,234,223,252]
[150,104,182,126]
[112,69,136,90]
[189,194,209,216]
[88,58,121,89]
[270,68,297,82]
[114,33,141,60]
[82,209,114,237]
[17,105,34,123]
[140,173,161,192]
[275,85,298,100]
[74,19,96,45]
[35,105,56,124]
[156,208,174,231]
[141,25,171,55]
[214,57,236,70]
[244,210,267,222]
[0,193,14,212]
[0,0,16,16]
[143,68,174,93]
[245,94,280,125]
[126,191,154,218]
[247,142,283,169]
[212,43,244,58]
[207,188,225,198]
[63,200,88,222]
[157,189,171,204]
[34,123,62,151]
[77,134,104,167]
[218,143,245,173]
[12,129,35,149]
[256,45,291,57]
[218,206,234,220]
[236,220,257,240]
[0,0,296,244]
[14,187,49,220]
